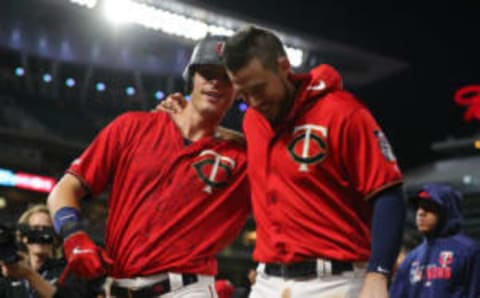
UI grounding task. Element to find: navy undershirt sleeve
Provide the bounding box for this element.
[367,185,406,276]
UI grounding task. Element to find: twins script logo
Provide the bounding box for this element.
[193,150,236,194]
[288,124,328,172]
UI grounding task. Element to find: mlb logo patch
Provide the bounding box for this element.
[374,130,397,162]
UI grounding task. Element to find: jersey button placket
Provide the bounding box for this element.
[267,137,287,260]
[266,136,280,206]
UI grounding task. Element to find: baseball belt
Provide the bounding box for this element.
[109,273,198,298]
[264,259,354,278]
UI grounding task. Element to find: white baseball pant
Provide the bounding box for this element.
[249,263,365,298]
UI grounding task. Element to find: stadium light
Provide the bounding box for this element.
[68,0,97,9]
[207,25,235,37]
[103,0,235,40]
[238,102,248,112]
[42,73,52,83]
[65,78,76,87]
[102,0,303,66]
[155,90,165,100]
[285,47,304,68]
[125,86,136,96]
[475,140,480,150]
[15,67,25,77]
[96,82,106,92]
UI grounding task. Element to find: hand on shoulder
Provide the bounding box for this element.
[215,126,246,147]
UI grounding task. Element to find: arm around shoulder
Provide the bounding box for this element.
[215,126,246,147]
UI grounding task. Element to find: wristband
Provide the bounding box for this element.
[53,207,82,238]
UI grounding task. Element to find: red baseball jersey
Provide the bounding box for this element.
[243,64,403,264]
[68,111,250,277]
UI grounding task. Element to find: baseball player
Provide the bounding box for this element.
[390,184,480,298]
[221,26,406,298]
[47,35,250,298]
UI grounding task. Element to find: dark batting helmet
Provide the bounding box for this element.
[183,35,228,93]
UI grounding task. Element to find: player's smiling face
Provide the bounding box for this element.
[228,57,292,124]
[190,65,234,117]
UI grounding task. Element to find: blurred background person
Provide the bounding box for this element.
[0,204,104,298]
[16,205,61,276]
[390,184,480,298]
[0,204,60,297]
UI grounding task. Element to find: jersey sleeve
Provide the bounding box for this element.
[340,108,403,199]
[67,114,129,196]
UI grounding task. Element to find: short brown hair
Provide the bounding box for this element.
[223,26,286,72]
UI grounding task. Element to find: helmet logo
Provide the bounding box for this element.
[215,41,225,57]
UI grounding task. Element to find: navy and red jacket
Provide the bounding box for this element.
[390,183,480,298]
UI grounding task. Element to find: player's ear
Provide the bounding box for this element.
[277,56,291,76]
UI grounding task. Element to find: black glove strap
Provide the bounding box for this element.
[59,221,84,239]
